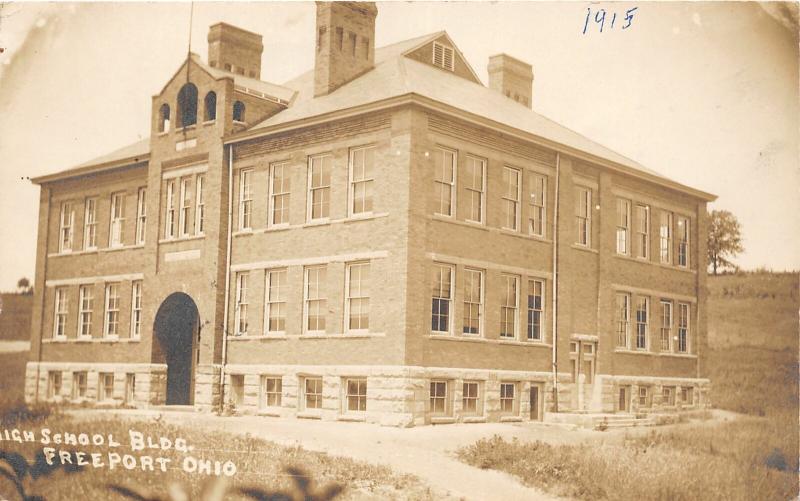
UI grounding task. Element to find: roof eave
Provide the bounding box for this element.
[31,155,150,185]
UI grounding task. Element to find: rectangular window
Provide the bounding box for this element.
[677,303,689,353]
[303,376,323,410]
[429,380,449,415]
[345,378,367,412]
[462,381,481,415]
[260,376,282,408]
[677,216,690,267]
[575,187,591,246]
[500,275,519,339]
[269,162,290,226]
[635,296,649,350]
[529,174,546,237]
[78,285,93,338]
[99,372,114,401]
[48,371,62,399]
[109,192,125,247]
[349,146,375,215]
[231,375,245,406]
[499,382,517,414]
[464,156,485,223]
[462,269,483,336]
[431,264,453,334]
[179,178,192,236]
[308,155,332,220]
[432,41,455,71]
[135,188,147,244]
[638,386,650,407]
[434,148,456,216]
[53,287,68,339]
[636,204,650,259]
[194,175,205,234]
[83,198,97,249]
[234,272,249,336]
[265,269,287,334]
[527,279,544,341]
[239,169,253,230]
[616,293,630,348]
[125,374,136,404]
[659,300,672,352]
[165,180,176,239]
[681,386,694,405]
[59,202,74,252]
[502,167,521,231]
[662,386,675,406]
[104,283,120,337]
[616,199,630,255]
[72,372,87,399]
[659,211,672,264]
[131,281,142,339]
[346,262,370,332]
[304,266,327,333]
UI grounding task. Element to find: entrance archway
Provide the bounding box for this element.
[153,292,199,405]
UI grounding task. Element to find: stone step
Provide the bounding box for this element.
[148,404,196,412]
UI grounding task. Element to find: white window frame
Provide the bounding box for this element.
[677,216,690,268]
[635,296,649,350]
[48,371,62,399]
[260,376,282,409]
[345,261,370,333]
[103,282,120,338]
[432,41,455,71]
[502,167,521,231]
[179,177,192,237]
[343,377,367,413]
[616,198,630,255]
[58,202,74,253]
[575,186,591,247]
[130,280,142,339]
[461,381,482,416]
[135,188,147,245]
[302,376,323,410]
[264,269,287,335]
[165,180,176,239]
[659,300,672,352]
[635,204,650,260]
[234,272,249,336]
[677,302,690,353]
[660,211,672,264]
[53,287,68,339]
[239,169,253,230]
[464,156,486,224]
[99,372,114,401]
[194,175,205,235]
[308,154,332,221]
[431,263,454,335]
[78,285,93,339]
[429,380,450,415]
[500,274,519,339]
[109,192,125,247]
[527,278,545,342]
[434,148,457,217]
[529,174,546,237]
[499,382,518,415]
[83,197,97,250]
[72,371,87,399]
[268,162,290,227]
[348,146,376,217]
[462,268,483,336]
[616,293,630,349]
[124,373,136,404]
[303,266,327,334]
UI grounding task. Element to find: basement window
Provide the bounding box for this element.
[432,41,455,71]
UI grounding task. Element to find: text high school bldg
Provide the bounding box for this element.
[26,3,715,426]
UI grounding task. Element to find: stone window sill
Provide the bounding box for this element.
[499,415,523,423]
[158,234,205,244]
[337,414,366,422]
[431,416,456,424]
[462,416,487,424]
[571,244,599,254]
[297,411,322,420]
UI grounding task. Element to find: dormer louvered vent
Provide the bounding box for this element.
[432,41,455,71]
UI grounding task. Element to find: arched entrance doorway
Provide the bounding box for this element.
[153,293,199,405]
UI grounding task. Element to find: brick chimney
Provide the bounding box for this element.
[488,54,533,108]
[208,23,264,79]
[314,2,377,97]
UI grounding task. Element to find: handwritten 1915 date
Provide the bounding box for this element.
[583,6,638,34]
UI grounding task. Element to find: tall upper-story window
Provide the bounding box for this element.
[195,176,205,235]
[83,198,97,250]
[659,211,673,264]
[158,104,171,133]
[529,174,546,237]
[109,193,125,247]
[239,169,253,230]
[502,167,521,231]
[432,41,455,71]
[103,283,120,338]
[131,281,142,339]
[615,293,630,348]
[78,285,93,338]
[527,279,544,341]
[349,146,375,215]
[204,91,217,122]
[53,287,68,339]
[345,262,370,332]
[434,148,456,217]
[265,269,287,334]
[659,300,672,352]
[431,264,453,334]
[462,268,483,336]
[500,275,519,339]
[59,202,74,253]
[464,156,485,224]
[575,187,591,247]
[616,199,630,255]
[677,216,690,267]
[135,188,146,245]
[677,303,690,353]
[233,101,246,123]
[234,272,249,336]
[308,155,332,221]
[179,178,192,236]
[635,296,649,350]
[177,83,198,128]
[269,163,290,226]
[635,204,650,259]
[304,266,327,333]
[165,180,176,239]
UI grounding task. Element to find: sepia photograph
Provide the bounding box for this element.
[0,1,797,500]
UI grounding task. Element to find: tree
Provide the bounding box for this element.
[707,210,744,275]
[16,277,32,294]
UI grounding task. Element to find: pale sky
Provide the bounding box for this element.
[0,1,797,291]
